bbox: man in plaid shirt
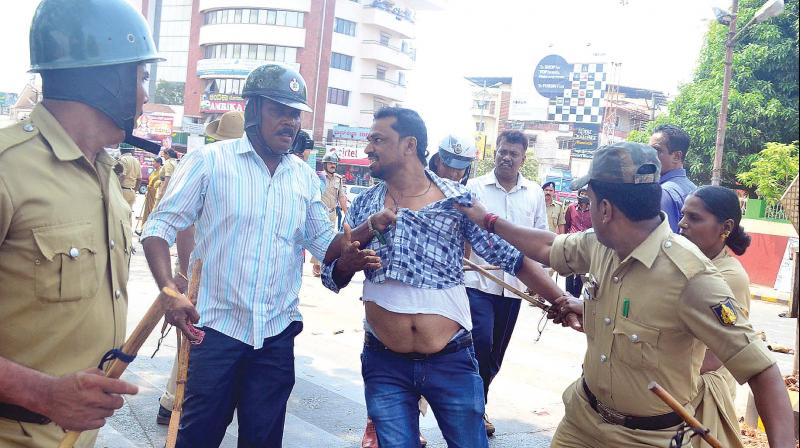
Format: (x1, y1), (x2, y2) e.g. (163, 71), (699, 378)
(322, 107), (577, 447)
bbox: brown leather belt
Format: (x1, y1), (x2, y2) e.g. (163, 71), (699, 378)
(0, 402), (51, 424)
(582, 379), (682, 430)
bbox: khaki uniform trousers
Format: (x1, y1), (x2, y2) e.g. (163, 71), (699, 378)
(551, 378), (743, 448)
(0, 418), (97, 448)
(122, 188), (136, 208)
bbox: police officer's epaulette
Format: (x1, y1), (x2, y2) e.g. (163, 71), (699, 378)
(661, 234), (710, 280)
(0, 120), (40, 157)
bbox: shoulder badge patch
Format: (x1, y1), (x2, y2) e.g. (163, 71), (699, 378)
(711, 297), (738, 326)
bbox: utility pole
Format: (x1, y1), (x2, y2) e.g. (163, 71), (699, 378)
(711, 0), (739, 186)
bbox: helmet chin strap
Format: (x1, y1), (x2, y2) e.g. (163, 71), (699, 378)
(244, 96), (291, 157)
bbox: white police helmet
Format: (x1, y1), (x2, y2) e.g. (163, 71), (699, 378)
(437, 134), (477, 170)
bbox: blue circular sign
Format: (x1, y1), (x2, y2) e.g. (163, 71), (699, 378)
(533, 54), (570, 98)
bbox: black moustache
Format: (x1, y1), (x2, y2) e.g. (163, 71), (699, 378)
(277, 129), (296, 137)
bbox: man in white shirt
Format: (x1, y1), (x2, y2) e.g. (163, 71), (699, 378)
(465, 130), (547, 436)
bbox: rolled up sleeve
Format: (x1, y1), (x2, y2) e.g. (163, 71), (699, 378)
(549, 231), (596, 276)
(141, 149), (207, 246)
(303, 170), (336, 262)
(678, 272), (776, 384)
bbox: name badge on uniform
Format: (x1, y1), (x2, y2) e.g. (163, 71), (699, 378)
(581, 273), (599, 301)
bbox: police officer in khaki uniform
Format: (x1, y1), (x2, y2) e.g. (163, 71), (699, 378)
(0, 1), (165, 446)
(311, 153), (347, 276)
(543, 181), (566, 234)
(457, 142), (795, 447)
(118, 147), (142, 208)
(158, 149), (179, 199)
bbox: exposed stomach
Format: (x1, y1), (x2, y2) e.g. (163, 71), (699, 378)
(364, 301), (461, 354)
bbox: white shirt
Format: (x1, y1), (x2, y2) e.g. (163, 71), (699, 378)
(464, 170), (547, 298)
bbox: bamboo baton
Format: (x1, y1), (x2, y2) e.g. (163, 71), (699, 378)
(165, 260), (203, 448)
(462, 264), (501, 272)
(58, 287), (183, 448)
(462, 257), (550, 312)
(647, 382), (724, 448)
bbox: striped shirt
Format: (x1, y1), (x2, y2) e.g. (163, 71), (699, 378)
(142, 137), (335, 348)
(321, 170), (524, 292)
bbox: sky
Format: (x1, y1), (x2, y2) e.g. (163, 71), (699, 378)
(0, 0), (725, 139)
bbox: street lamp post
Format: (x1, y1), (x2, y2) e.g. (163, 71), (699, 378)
(711, 0), (785, 186)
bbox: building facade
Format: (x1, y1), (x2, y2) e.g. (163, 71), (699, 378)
(177, 0), (442, 142)
(468, 76), (665, 185)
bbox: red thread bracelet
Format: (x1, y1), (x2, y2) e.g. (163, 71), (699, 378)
(484, 213), (499, 233)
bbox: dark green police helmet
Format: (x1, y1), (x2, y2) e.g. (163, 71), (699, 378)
(242, 64), (312, 113)
(29, 0), (164, 72)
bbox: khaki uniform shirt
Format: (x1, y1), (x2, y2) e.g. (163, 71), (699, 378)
(162, 158), (177, 178)
(711, 248), (753, 398)
(321, 173), (345, 222)
(0, 104), (129, 383)
(118, 153), (141, 189)
(546, 200), (566, 233)
(549, 216), (774, 416)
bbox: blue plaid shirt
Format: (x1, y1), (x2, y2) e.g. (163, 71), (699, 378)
(321, 170), (524, 292)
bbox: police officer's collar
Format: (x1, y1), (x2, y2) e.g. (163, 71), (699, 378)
(31, 104), (83, 162)
(619, 212), (671, 268)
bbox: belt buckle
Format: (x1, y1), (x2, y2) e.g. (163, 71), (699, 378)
(596, 401), (626, 426)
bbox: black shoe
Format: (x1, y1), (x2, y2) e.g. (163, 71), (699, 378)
(156, 405), (172, 425)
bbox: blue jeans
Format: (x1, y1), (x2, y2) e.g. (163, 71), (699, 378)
(176, 322), (303, 448)
(362, 331), (488, 448)
(467, 287), (521, 403)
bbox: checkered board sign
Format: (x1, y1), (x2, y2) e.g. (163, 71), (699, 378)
(547, 63), (606, 124)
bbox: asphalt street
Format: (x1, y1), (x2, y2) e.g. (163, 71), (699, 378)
(97, 195), (798, 448)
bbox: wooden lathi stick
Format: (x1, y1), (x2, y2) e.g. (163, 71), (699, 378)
(462, 258), (550, 312)
(165, 260), (203, 448)
(462, 264), (501, 272)
(58, 287), (182, 448)
(648, 382), (723, 448)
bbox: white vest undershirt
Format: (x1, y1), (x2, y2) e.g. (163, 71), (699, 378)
(362, 278), (472, 332)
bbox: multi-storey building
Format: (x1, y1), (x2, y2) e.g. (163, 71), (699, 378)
(467, 76), (665, 183)
(179, 0), (443, 142)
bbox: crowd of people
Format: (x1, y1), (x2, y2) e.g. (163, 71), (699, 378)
(0, 1), (796, 448)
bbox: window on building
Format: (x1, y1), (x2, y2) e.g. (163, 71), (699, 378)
(376, 65), (387, 80)
(328, 87), (350, 106)
(334, 17), (356, 36)
(379, 32), (391, 46)
(204, 44), (297, 62)
(331, 52), (353, 71)
(204, 8), (305, 27)
(528, 135), (537, 148)
(374, 100), (389, 112)
(476, 122), (485, 132)
(207, 78), (245, 95)
(557, 137), (575, 150)
(398, 71), (406, 86)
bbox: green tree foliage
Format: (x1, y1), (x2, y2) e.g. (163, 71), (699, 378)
(649, 0), (798, 188)
(737, 141), (799, 203)
(153, 80), (185, 105)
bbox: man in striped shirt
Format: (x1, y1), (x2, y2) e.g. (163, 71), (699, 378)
(141, 65), (379, 447)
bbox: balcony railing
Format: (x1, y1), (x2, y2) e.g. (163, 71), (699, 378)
(362, 75), (407, 87)
(362, 40), (416, 61)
